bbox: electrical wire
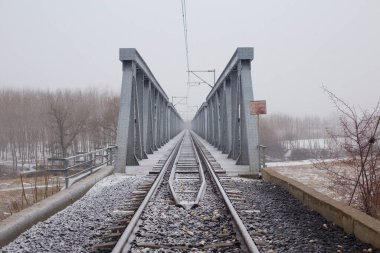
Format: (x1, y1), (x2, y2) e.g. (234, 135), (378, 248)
(180, 0), (190, 100)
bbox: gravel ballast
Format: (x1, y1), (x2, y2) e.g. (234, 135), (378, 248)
(130, 133), (242, 253)
(3, 174), (148, 253)
(232, 178), (379, 253)
(3, 173), (379, 252)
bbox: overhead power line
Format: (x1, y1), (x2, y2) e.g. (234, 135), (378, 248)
(180, 0), (191, 99)
(181, 0), (190, 73)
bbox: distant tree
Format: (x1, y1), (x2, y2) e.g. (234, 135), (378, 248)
(259, 116), (283, 158)
(46, 91), (90, 157)
(316, 87), (380, 217)
(99, 95), (119, 142)
(0, 88), (118, 170)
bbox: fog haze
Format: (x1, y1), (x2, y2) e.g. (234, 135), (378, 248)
(0, 0), (379, 119)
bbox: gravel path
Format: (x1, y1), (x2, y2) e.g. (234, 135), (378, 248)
(3, 174), (148, 253)
(232, 178), (379, 253)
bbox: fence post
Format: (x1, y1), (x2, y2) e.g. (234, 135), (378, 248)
(258, 145), (267, 169)
(89, 153), (93, 174)
(64, 159), (69, 188)
(106, 146), (110, 165)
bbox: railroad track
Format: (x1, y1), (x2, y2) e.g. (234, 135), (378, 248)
(168, 131), (206, 210)
(95, 130), (259, 253)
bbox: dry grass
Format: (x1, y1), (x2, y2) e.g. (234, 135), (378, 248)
(0, 171), (64, 221)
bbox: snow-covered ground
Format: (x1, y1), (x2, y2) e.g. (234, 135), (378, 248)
(282, 138), (338, 150)
(0, 160), (37, 171)
(267, 159), (316, 167)
(267, 158), (339, 167)
(267, 160), (346, 202)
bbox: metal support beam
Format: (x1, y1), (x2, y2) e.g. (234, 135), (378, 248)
(115, 48), (184, 173)
(191, 48), (260, 172)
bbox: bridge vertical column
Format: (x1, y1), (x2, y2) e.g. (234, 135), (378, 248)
(214, 96), (219, 147)
(228, 69), (240, 160)
(159, 95), (164, 147)
(167, 104), (171, 140)
(211, 96), (217, 145)
(153, 90), (158, 151)
(204, 103), (208, 140)
(215, 90), (221, 149)
(115, 60), (137, 173)
(159, 95), (164, 146)
(163, 102), (168, 143)
(223, 79), (232, 154)
(199, 108), (204, 138)
(143, 80), (152, 154)
(207, 104), (212, 142)
(136, 69), (146, 159)
(236, 59), (259, 171)
(155, 94), (160, 149)
(219, 82), (226, 152)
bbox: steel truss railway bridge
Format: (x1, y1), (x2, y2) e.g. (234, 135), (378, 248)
(115, 47), (260, 173)
(2, 47), (378, 253)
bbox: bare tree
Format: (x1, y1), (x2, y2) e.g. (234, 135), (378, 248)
(98, 95), (119, 142)
(316, 86), (380, 217)
(0, 88), (119, 173)
(46, 90), (90, 157)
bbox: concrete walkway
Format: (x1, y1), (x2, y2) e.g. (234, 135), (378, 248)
(124, 131), (185, 175)
(192, 132), (250, 176)
(122, 131), (250, 176)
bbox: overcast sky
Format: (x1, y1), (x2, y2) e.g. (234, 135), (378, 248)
(0, 0), (379, 120)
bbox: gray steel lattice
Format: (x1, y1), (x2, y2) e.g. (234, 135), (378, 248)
(115, 49), (184, 172)
(191, 48), (260, 172)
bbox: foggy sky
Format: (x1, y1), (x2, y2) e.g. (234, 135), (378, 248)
(0, 0), (379, 120)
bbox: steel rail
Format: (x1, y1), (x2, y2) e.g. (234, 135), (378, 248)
(190, 133), (207, 204)
(190, 131), (260, 253)
(168, 136), (186, 207)
(168, 132), (206, 209)
(111, 133), (185, 253)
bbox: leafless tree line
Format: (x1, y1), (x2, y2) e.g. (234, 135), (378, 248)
(259, 113), (337, 159)
(0, 88), (119, 170)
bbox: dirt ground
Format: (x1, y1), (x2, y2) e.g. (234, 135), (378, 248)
(0, 166), (64, 221)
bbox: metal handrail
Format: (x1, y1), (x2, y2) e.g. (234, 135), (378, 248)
(48, 145), (117, 188)
(62, 146), (116, 160)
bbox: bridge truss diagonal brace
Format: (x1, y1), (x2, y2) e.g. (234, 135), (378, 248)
(191, 47), (260, 172)
(115, 48), (184, 173)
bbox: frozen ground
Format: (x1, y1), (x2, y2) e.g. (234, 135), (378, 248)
(268, 160), (347, 202)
